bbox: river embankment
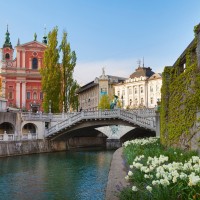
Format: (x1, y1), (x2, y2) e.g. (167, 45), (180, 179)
(0, 137), (106, 157)
(105, 147), (129, 200)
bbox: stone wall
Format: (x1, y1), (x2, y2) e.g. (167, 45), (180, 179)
(0, 137), (107, 157)
(0, 140), (51, 157)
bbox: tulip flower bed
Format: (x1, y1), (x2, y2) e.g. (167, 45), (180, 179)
(119, 137), (200, 200)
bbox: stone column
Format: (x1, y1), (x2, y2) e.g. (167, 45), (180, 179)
(22, 82), (26, 108)
(16, 82), (21, 107)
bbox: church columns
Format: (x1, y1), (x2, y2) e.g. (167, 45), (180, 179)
(16, 81), (26, 108)
(22, 50), (25, 68)
(1, 81), (6, 98)
(16, 82), (20, 107)
(22, 82), (26, 108)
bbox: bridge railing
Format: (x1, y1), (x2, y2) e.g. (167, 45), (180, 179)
(0, 134), (15, 141)
(127, 108), (156, 117)
(46, 109), (157, 138)
(21, 108), (156, 122)
(21, 112), (80, 121)
(119, 110), (156, 129)
(21, 112), (51, 121)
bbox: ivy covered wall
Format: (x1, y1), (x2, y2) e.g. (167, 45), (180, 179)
(160, 25), (200, 149)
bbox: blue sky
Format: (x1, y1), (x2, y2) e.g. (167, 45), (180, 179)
(0, 0), (200, 85)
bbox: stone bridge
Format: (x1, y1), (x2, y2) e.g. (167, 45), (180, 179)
(45, 109), (160, 140)
(0, 108), (160, 142)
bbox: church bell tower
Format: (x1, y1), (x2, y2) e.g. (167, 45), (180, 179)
(1, 25), (14, 65)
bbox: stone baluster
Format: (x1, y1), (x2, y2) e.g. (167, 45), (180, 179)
(28, 131), (32, 140)
(4, 131), (8, 141)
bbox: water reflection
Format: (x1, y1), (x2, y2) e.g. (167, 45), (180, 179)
(0, 149), (113, 200)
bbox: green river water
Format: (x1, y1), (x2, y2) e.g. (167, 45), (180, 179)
(0, 149), (114, 200)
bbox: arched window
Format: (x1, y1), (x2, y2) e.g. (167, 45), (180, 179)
(5, 53), (10, 60)
(32, 58), (38, 69)
(33, 92), (37, 100)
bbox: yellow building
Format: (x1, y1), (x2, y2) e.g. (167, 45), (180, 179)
(77, 68), (125, 111)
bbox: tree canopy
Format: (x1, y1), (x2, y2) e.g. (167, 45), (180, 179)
(98, 94), (110, 110)
(41, 27), (79, 113)
(40, 27), (61, 113)
(60, 31), (78, 112)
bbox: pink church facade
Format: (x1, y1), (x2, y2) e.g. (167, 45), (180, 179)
(0, 28), (47, 112)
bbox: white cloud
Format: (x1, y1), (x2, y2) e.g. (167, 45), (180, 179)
(74, 58), (138, 86)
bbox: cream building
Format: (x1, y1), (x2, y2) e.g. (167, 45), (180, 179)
(114, 66), (162, 108)
(77, 68), (126, 111)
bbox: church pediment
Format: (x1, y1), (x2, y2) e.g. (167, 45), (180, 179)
(17, 41), (47, 48)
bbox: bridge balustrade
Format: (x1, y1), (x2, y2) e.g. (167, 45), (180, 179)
(0, 134), (15, 141)
(46, 109), (158, 138)
(127, 108), (156, 117)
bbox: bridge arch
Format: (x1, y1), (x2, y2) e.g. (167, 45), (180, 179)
(120, 127), (156, 144)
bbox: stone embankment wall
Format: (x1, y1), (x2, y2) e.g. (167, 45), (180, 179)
(0, 137), (107, 157)
(0, 140), (51, 157)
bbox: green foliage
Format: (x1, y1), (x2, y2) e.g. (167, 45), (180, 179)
(40, 28), (78, 113)
(40, 27), (61, 113)
(121, 138), (199, 200)
(117, 100), (122, 108)
(160, 36), (200, 147)
(68, 80), (79, 111)
(60, 31), (77, 112)
(98, 94), (110, 110)
(118, 188), (137, 200)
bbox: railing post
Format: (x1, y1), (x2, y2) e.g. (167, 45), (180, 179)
(117, 109), (121, 117)
(81, 111), (84, 118)
(99, 110), (102, 118)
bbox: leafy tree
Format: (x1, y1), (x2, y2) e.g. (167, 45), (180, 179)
(68, 80), (79, 111)
(98, 94), (110, 110)
(40, 27), (61, 113)
(60, 31), (77, 112)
